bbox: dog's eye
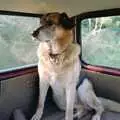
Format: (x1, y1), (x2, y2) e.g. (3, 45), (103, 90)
(47, 20), (53, 26)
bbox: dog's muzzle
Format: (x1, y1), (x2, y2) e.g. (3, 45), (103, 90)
(32, 25), (53, 42)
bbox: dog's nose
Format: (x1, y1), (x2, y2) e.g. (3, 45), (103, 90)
(32, 27), (41, 38)
(32, 30), (38, 38)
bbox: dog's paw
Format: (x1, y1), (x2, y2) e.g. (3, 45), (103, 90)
(31, 111), (42, 120)
(92, 114), (101, 120)
(31, 114), (41, 120)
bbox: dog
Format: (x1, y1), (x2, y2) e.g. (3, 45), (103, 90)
(31, 12), (120, 120)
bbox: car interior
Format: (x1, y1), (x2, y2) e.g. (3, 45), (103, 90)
(0, 1), (120, 120)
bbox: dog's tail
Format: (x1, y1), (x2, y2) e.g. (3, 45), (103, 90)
(99, 97), (120, 112)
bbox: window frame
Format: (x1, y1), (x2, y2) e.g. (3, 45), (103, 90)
(76, 8), (120, 76)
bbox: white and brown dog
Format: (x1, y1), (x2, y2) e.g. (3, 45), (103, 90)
(31, 12), (120, 120)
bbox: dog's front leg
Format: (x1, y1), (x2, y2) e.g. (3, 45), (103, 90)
(65, 83), (76, 120)
(31, 75), (49, 120)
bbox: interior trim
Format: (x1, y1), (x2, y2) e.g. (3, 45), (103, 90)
(82, 61), (120, 76)
(0, 64), (38, 81)
(0, 10), (43, 17)
(77, 8), (120, 20)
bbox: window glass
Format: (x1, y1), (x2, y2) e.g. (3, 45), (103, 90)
(0, 14), (39, 71)
(81, 16), (120, 68)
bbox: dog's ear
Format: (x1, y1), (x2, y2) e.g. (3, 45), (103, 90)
(40, 14), (47, 25)
(60, 12), (75, 29)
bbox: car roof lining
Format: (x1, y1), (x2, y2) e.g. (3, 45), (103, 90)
(0, 0), (120, 16)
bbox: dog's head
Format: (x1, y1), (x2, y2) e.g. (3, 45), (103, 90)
(32, 12), (75, 42)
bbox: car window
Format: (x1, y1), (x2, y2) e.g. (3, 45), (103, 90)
(81, 16), (120, 69)
(0, 14), (39, 71)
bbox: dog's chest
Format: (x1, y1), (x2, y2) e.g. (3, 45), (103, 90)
(50, 74), (67, 110)
(49, 71), (67, 94)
